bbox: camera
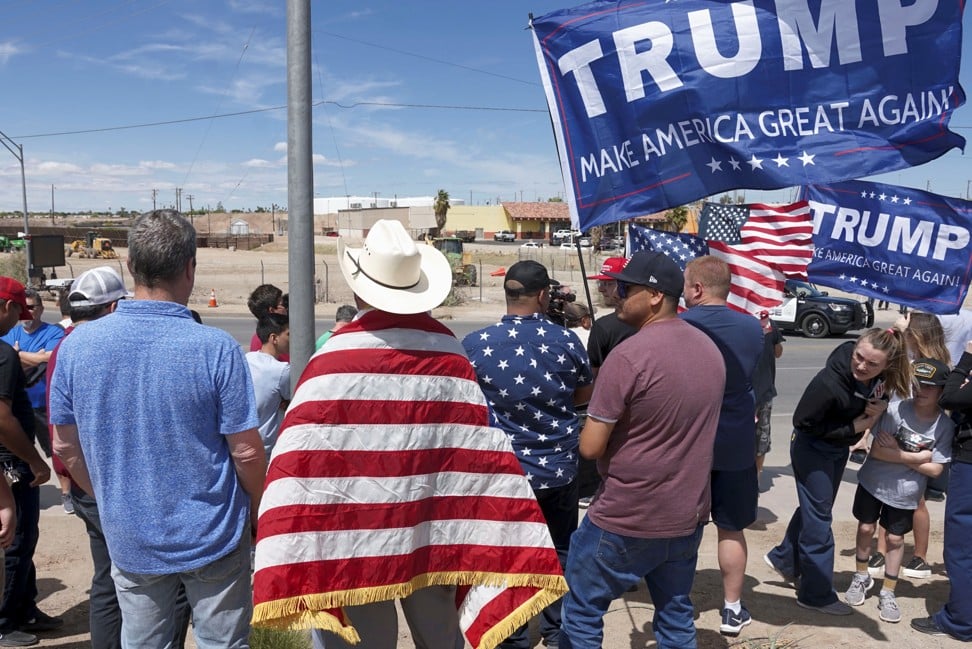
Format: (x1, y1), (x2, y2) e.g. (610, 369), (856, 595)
(546, 285), (577, 327)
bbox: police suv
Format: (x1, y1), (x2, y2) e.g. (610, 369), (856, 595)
(769, 280), (873, 338)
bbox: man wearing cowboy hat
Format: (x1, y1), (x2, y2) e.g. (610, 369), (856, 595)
(256, 220), (568, 649)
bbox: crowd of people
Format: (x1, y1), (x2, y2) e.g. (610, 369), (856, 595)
(0, 212), (969, 647)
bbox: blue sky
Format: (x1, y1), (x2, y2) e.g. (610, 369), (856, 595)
(0, 0), (969, 214)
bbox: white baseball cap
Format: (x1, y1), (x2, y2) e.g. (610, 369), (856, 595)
(68, 267), (133, 307)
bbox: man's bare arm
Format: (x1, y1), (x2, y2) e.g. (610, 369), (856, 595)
(0, 398), (49, 486)
(17, 349), (52, 369)
(52, 423), (93, 495)
(580, 416), (615, 459)
(226, 428), (268, 532)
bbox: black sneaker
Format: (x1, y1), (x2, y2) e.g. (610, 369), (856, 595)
(867, 551), (885, 577)
(719, 605), (752, 636)
(902, 556), (932, 578)
(911, 616), (948, 636)
(0, 630), (37, 647)
(20, 611), (62, 633)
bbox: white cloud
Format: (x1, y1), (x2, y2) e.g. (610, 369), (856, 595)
(34, 161), (84, 174)
(242, 158), (275, 168)
(273, 142), (287, 153)
(139, 161), (178, 171)
(0, 42), (23, 65)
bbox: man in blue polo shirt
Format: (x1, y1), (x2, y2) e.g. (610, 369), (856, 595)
(463, 260), (593, 649)
(51, 210), (266, 649)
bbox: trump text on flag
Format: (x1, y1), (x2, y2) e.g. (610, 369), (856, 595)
(804, 181), (972, 314)
(532, 0), (966, 230)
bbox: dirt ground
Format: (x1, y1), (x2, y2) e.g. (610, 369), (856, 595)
(28, 240), (971, 648)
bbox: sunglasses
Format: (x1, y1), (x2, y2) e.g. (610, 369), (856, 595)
(615, 281), (638, 299)
(25, 304), (40, 311)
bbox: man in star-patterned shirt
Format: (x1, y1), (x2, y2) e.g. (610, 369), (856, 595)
(463, 260), (593, 649)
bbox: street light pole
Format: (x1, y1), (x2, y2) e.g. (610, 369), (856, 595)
(0, 129), (32, 281)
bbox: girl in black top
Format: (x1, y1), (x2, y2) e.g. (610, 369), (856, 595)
(765, 328), (910, 614)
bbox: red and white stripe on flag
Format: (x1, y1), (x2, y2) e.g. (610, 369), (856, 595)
(710, 201), (814, 315)
(251, 310), (567, 649)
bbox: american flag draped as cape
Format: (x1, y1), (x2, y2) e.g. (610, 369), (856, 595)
(251, 310), (568, 649)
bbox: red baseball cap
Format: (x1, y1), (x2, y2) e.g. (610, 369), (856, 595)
(587, 257), (627, 281)
(0, 277), (30, 320)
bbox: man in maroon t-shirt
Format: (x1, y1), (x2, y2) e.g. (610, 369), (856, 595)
(560, 252), (726, 649)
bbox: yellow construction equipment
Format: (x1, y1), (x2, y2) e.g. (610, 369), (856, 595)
(65, 232), (118, 259)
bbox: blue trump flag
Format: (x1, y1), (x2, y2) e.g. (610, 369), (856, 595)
(531, 0), (966, 231)
(803, 181), (972, 315)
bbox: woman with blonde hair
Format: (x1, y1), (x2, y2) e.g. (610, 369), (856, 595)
(765, 328), (911, 615)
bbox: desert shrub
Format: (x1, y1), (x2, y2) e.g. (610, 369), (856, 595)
(250, 627), (311, 649)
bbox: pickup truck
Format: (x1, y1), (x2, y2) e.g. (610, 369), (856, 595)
(493, 230), (515, 242)
(551, 229), (578, 245)
(768, 280), (872, 338)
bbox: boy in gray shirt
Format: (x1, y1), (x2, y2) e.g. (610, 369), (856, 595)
(845, 358), (954, 622)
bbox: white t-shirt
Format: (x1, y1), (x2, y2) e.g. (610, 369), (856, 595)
(245, 351), (291, 460)
(858, 399), (954, 509)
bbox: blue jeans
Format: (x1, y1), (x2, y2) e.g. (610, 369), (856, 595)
(501, 481), (578, 649)
(0, 477), (39, 632)
(111, 534), (251, 649)
(561, 517), (703, 649)
(73, 487), (190, 649)
(766, 432), (847, 607)
(935, 460), (972, 640)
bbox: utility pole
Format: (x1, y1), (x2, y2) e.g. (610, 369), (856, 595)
(187, 194), (195, 228)
(175, 188), (182, 213)
(287, 0), (315, 381)
(271, 203), (277, 235)
(0, 129), (32, 280)
(151, 189), (158, 210)
(50, 185), (55, 225)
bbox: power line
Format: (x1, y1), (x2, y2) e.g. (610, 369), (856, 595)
(12, 100), (549, 140)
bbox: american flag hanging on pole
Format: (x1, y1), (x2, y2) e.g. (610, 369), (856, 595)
(631, 201), (814, 315)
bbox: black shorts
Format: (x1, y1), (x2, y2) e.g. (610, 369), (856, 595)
(852, 484), (914, 536)
(710, 465), (758, 531)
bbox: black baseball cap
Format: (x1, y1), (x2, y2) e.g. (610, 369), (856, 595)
(914, 358), (949, 386)
(505, 260), (559, 294)
(604, 251), (683, 297)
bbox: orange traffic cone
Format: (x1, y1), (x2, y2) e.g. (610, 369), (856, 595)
(490, 267), (507, 277)
(208, 288), (219, 308)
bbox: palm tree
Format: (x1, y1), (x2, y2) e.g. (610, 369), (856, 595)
(433, 189), (450, 236)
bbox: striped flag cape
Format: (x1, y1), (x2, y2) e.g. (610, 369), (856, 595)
(631, 201), (813, 315)
(251, 310), (567, 649)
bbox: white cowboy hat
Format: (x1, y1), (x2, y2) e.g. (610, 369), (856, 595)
(338, 220), (452, 314)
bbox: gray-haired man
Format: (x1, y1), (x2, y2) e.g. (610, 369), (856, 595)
(52, 210), (265, 649)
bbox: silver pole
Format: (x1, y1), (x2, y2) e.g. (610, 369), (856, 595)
(287, 0), (315, 380)
(0, 131), (32, 281)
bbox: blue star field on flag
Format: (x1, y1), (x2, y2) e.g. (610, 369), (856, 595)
(629, 225), (709, 271)
(699, 203), (748, 244)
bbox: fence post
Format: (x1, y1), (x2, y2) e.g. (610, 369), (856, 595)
(321, 259), (329, 304)
(260, 259), (265, 286)
(479, 260), (483, 303)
